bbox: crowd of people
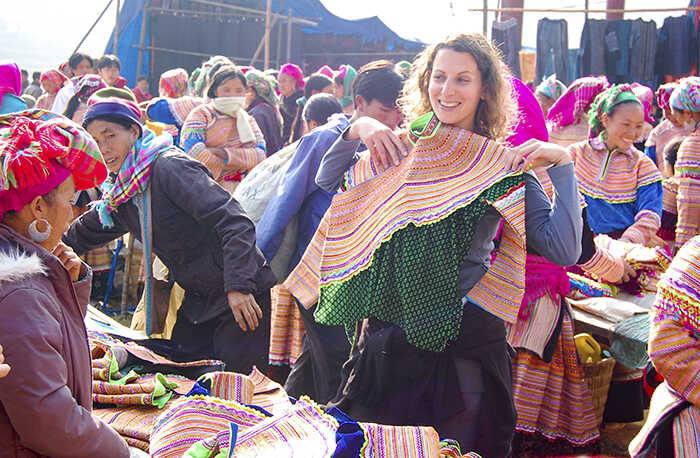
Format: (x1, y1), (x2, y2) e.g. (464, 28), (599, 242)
(1, 29), (700, 457)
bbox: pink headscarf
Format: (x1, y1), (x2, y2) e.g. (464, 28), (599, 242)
(547, 76), (610, 129)
(316, 65), (334, 79)
(507, 77), (548, 147)
(40, 69), (69, 94)
(159, 68), (189, 98)
(656, 82), (678, 112)
(279, 63), (305, 89)
(631, 83), (654, 124)
(0, 63), (22, 100)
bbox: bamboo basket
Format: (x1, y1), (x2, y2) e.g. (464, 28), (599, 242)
(582, 356), (616, 426)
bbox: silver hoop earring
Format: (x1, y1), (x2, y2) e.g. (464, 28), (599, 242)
(28, 219), (52, 243)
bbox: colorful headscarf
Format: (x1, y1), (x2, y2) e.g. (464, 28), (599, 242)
(245, 69), (279, 108)
(587, 84), (642, 139)
(39, 69), (68, 94)
(0, 110), (107, 217)
(316, 65), (334, 79)
(189, 56), (233, 97)
(279, 63), (305, 89)
(335, 64), (357, 108)
(670, 76), (700, 113)
(631, 83), (655, 124)
(508, 77), (549, 147)
(159, 68), (189, 98)
(84, 94), (144, 135)
(93, 87), (138, 104)
(535, 74), (566, 101)
(656, 82), (678, 112)
(0, 63), (22, 100)
(73, 75), (107, 104)
(547, 76), (610, 129)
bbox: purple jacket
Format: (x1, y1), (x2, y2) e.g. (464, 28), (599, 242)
(0, 225), (128, 457)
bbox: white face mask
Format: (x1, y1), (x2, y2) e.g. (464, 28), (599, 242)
(213, 96), (246, 117)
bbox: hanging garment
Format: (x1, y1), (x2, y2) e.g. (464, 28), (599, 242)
(579, 19), (607, 78)
(656, 16), (698, 79)
(629, 19), (658, 88)
(492, 18), (521, 78)
(537, 18), (570, 85)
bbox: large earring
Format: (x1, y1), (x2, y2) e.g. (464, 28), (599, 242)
(28, 219), (52, 243)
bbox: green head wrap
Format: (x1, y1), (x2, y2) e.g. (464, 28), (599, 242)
(587, 84), (641, 139)
(245, 69), (280, 108)
(336, 65), (357, 108)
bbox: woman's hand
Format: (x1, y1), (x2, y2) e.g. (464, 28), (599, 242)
(227, 291), (262, 332)
(0, 344), (10, 378)
(506, 139), (573, 172)
(618, 260), (636, 284)
(346, 117), (409, 170)
(52, 242), (84, 282)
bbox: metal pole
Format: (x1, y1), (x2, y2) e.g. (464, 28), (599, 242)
(136, 0), (148, 77)
(264, 0), (272, 69)
(114, 0), (120, 54)
(286, 9), (293, 62)
(483, 0), (488, 36)
(73, 0), (114, 54)
(585, 0), (589, 21)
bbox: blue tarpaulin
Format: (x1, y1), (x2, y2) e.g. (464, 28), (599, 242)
(105, 0), (422, 86)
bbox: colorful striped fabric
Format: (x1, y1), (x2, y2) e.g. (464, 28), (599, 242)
(312, 113), (527, 352)
(663, 177), (679, 216)
(547, 76), (610, 129)
(92, 373), (177, 408)
(198, 372), (254, 405)
(268, 285), (305, 367)
(168, 96), (203, 127)
(229, 398), (338, 456)
(674, 132), (700, 248)
(159, 68), (188, 99)
(645, 119), (693, 170)
(548, 121), (590, 148)
(511, 312), (600, 446)
(94, 400), (176, 451)
(507, 291), (561, 359)
(247, 366), (293, 416)
(180, 104), (265, 183)
(150, 395), (268, 457)
(568, 138), (662, 244)
(357, 423), (441, 458)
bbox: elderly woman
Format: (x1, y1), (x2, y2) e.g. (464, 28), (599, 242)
(64, 95), (276, 374)
(0, 110), (130, 456)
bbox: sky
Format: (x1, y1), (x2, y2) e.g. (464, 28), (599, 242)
(1, 0), (692, 72)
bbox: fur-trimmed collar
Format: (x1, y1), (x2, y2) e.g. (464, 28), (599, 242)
(0, 250), (47, 284)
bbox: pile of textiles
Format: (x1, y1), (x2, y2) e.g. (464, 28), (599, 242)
(568, 235), (671, 298)
(89, 331), (480, 457)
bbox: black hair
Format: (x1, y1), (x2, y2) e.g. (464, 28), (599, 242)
(136, 75), (148, 83)
(352, 60), (404, 108)
(20, 69), (28, 77)
(69, 52), (93, 70)
(664, 136), (685, 173)
(32, 71), (41, 81)
(96, 54), (121, 71)
(303, 93), (343, 125)
(607, 99), (643, 119)
(206, 66), (247, 99)
(304, 74), (333, 99)
(83, 114), (140, 142)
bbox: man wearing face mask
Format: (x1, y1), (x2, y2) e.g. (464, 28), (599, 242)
(180, 66), (266, 194)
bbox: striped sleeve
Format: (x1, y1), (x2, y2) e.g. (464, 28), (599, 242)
(179, 105), (210, 154)
(222, 115), (266, 173)
(620, 208), (661, 245)
(649, 313), (700, 405)
(579, 244), (625, 283)
(675, 137), (700, 249)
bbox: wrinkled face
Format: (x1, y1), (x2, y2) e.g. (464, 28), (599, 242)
(40, 79), (58, 94)
(42, 175), (77, 251)
(86, 119), (140, 174)
(535, 92), (555, 117)
(428, 49), (484, 131)
(602, 102), (644, 151)
(98, 66), (120, 86)
(72, 58), (93, 78)
(356, 96), (402, 130)
(215, 77), (246, 98)
(278, 73), (297, 97)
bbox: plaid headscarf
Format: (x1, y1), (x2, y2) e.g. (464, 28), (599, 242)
(0, 110), (107, 216)
(631, 83), (655, 124)
(547, 76), (610, 129)
(656, 82), (678, 112)
(535, 74), (566, 101)
(159, 68), (188, 98)
(39, 69), (68, 94)
(73, 75), (107, 104)
(245, 69), (279, 108)
(587, 84), (642, 138)
(670, 76), (700, 113)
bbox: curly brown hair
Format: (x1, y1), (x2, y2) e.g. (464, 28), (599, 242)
(400, 33), (516, 141)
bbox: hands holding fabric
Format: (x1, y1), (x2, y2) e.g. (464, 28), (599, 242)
(53, 242), (85, 283)
(227, 290), (262, 332)
(345, 116), (410, 171)
(506, 139), (573, 172)
(0, 344), (10, 378)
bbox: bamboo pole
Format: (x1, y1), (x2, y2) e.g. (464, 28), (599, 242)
(188, 0), (317, 26)
(264, 0), (272, 70)
(251, 15), (279, 66)
(467, 6), (700, 13)
(133, 44), (254, 63)
(286, 8), (293, 62)
(136, 0), (148, 77)
(114, 0), (120, 54)
(73, 0), (114, 54)
(483, 0), (488, 35)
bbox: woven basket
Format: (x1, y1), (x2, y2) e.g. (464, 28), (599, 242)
(582, 356), (616, 426)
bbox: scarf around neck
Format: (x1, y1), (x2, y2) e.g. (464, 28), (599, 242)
(94, 128), (173, 228)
